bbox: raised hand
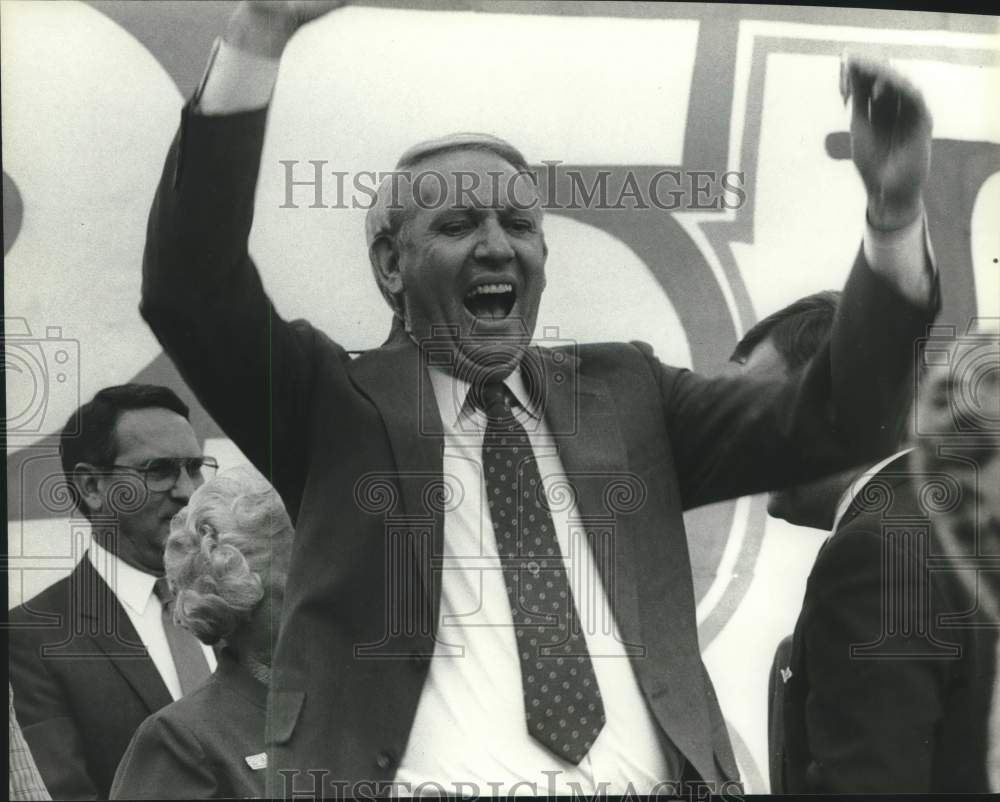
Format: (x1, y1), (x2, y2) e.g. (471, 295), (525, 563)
(225, 0), (348, 59)
(841, 54), (932, 231)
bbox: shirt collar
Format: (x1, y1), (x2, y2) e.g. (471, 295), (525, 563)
(427, 365), (541, 431)
(831, 448), (913, 532)
(87, 537), (159, 616)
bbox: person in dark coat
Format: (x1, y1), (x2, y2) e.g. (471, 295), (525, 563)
(111, 467), (294, 799)
(740, 298), (1000, 792)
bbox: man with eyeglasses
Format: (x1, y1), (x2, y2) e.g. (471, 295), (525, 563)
(9, 383), (219, 800)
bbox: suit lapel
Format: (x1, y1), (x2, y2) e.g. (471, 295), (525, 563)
(533, 348), (643, 651)
(537, 348), (715, 772)
(74, 558), (173, 712)
(350, 342), (446, 634)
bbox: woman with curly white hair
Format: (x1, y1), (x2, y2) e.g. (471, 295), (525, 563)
(111, 467), (293, 799)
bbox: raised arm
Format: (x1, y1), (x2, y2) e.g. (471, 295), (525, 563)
(140, 2), (347, 511)
(662, 57), (938, 509)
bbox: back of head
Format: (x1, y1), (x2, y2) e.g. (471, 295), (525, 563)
(59, 383), (189, 519)
(731, 290), (841, 373)
(165, 466), (294, 645)
(732, 291), (852, 530)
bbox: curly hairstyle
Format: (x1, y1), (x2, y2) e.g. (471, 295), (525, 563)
(164, 467), (294, 645)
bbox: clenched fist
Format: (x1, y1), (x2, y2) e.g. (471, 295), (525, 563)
(841, 54), (933, 231)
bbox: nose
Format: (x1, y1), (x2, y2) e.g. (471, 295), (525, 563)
(474, 217), (515, 264)
(170, 466), (198, 500)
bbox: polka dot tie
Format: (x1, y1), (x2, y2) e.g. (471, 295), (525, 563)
(474, 381), (606, 765)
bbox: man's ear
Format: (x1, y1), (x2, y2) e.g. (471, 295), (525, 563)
(369, 236), (404, 297)
(73, 463), (105, 515)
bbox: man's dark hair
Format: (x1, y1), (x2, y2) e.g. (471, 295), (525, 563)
(730, 290), (842, 373)
(60, 384), (190, 517)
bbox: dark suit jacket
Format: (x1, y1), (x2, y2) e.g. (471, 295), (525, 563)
(767, 634), (794, 792)
(140, 104), (935, 796)
(8, 557), (173, 800)
(775, 452), (998, 792)
(110, 649), (266, 800)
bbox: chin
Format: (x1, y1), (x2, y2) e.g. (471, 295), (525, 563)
(450, 350), (519, 386)
(767, 493), (816, 530)
(454, 334), (531, 383)
(766, 493), (792, 523)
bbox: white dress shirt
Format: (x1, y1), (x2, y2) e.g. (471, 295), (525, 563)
(390, 368), (673, 795)
(87, 539), (217, 701)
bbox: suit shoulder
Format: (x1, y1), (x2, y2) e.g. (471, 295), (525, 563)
(808, 483), (928, 599)
(823, 519), (885, 557)
(9, 573), (75, 622)
(133, 677), (263, 758)
(135, 693), (208, 741)
(286, 318), (351, 362)
(570, 340), (647, 360)
(564, 340), (677, 377)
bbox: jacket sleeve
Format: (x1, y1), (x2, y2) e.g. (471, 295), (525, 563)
(9, 626), (98, 801)
(646, 245), (936, 510)
(140, 104), (353, 515)
(110, 715), (217, 800)
(798, 525), (947, 791)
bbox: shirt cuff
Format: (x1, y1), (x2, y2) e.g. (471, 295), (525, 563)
(862, 209), (937, 308)
(193, 37), (280, 115)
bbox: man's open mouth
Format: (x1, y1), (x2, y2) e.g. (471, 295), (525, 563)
(464, 282), (516, 320)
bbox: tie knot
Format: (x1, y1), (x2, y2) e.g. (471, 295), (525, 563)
(470, 381), (515, 420)
(153, 576), (174, 605)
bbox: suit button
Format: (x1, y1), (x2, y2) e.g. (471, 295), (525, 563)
(375, 749), (396, 770)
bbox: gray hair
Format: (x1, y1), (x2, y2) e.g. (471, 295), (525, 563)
(164, 466), (294, 645)
(364, 133), (533, 318)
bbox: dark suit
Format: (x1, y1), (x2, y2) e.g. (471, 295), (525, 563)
(140, 104), (935, 796)
(775, 452), (998, 792)
(8, 557), (173, 800)
(110, 648), (266, 800)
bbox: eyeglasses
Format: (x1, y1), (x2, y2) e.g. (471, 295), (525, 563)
(106, 457), (219, 492)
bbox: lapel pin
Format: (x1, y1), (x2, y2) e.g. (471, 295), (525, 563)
(245, 752), (267, 771)
(780, 667), (793, 684)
